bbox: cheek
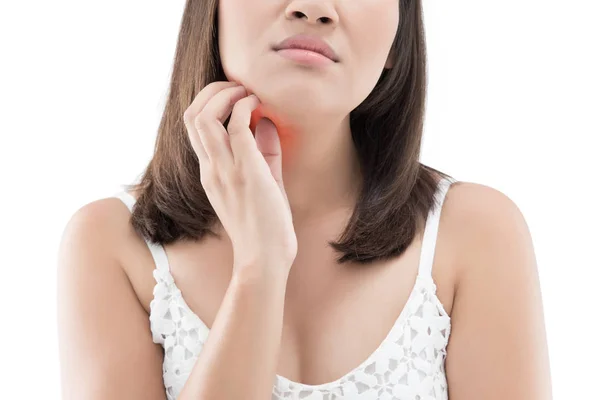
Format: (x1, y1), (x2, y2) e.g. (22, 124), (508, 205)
(349, 0), (399, 59)
(347, 5), (399, 94)
(218, 1), (266, 84)
(344, 39), (394, 106)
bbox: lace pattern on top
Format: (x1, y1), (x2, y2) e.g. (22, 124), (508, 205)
(114, 176), (456, 400)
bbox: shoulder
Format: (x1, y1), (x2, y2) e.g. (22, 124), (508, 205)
(431, 179), (530, 264)
(443, 181), (533, 279)
(61, 194), (135, 247)
(444, 180), (528, 231)
(434, 179), (535, 304)
(58, 195), (138, 277)
(444, 179), (524, 222)
(426, 180), (531, 311)
(57, 196), (166, 398)
(440, 182), (552, 397)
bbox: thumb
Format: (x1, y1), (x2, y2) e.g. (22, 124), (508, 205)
(255, 117), (284, 185)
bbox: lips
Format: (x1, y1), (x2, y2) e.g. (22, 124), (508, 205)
(274, 34), (339, 62)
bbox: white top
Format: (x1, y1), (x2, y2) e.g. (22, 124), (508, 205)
(114, 176), (456, 400)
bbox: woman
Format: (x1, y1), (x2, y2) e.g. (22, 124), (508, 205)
(57, 0), (552, 399)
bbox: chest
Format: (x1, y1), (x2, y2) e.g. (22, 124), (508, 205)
(127, 222), (453, 389)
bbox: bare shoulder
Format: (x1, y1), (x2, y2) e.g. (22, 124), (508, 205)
(444, 180), (527, 224)
(443, 181), (534, 278)
(426, 180), (528, 312)
(62, 195), (130, 235)
(59, 195), (135, 267)
(58, 193), (154, 308)
(440, 181), (553, 399)
(57, 196), (165, 399)
(444, 180), (530, 239)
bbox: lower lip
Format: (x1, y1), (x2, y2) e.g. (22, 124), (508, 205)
(276, 48), (335, 67)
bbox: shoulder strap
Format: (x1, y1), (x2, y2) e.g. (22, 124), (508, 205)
(417, 177), (456, 279)
(114, 190), (136, 213)
(113, 190), (171, 272)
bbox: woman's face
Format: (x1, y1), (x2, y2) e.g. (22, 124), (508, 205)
(218, 0), (399, 119)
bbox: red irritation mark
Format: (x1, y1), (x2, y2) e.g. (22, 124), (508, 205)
(250, 103), (298, 160)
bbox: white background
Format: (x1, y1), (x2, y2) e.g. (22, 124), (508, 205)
(1, 1), (598, 398)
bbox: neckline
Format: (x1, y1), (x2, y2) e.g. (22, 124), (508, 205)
(161, 267), (430, 391)
(132, 177), (451, 390)
(272, 275), (427, 391)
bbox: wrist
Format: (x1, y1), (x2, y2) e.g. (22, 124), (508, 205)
(231, 261), (291, 289)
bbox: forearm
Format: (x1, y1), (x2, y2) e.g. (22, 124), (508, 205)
(178, 265), (289, 400)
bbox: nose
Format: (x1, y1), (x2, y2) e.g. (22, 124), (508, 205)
(285, 1), (339, 25)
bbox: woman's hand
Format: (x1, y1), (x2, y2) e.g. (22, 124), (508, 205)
(183, 81), (298, 279)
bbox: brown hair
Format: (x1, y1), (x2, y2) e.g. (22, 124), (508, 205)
(123, 0), (455, 264)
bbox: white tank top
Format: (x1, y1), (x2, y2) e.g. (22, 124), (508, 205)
(114, 176), (456, 400)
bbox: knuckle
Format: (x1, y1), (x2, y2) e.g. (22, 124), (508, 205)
(203, 82), (239, 103)
(227, 119), (242, 134)
(183, 109), (194, 126)
(233, 94), (254, 111)
(186, 82), (239, 127)
(227, 100), (253, 133)
(205, 81), (222, 90)
(230, 98), (244, 114)
(230, 169), (248, 187)
(194, 112), (209, 130)
(207, 81), (236, 91)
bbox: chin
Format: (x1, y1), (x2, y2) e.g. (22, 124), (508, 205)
(261, 86), (338, 115)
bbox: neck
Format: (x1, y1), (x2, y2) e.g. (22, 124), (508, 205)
(278, 112), (362, 223)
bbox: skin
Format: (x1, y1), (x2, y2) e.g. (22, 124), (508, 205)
(57, 1), (553, 399)
(218, 0), (397, 221)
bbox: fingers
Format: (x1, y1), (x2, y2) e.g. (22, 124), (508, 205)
(185, 81), (239, 119)
(227, 94), (264, 169)
(195, 85), (250, 167)
(182, 82), (268, 184)
(183, 82), (246, 166)
(184, 82), (236, 165)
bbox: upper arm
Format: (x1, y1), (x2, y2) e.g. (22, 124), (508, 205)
(445, 184), (553, 399)
(57, 200), (166, 400)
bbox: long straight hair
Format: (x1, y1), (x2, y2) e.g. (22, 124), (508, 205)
(124, 0), (455, 264)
